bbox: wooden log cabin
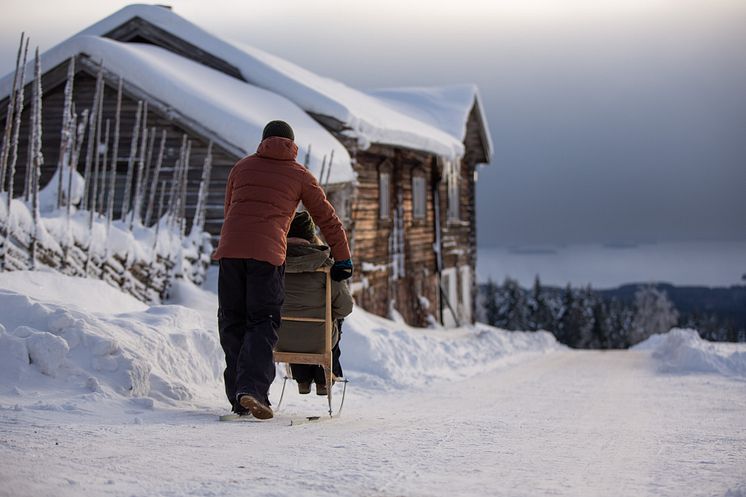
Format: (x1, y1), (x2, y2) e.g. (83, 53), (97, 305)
(0, 5), (492, 327)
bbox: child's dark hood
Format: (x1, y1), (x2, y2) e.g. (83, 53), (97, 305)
(285, 244), (331, 273)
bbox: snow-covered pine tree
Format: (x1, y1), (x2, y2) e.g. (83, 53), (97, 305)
(81, 63), (103, 211)
(0, 32), (25, 195)
(556, 284), (575, 346)
(590, 299), (610, 349)
(494, 278), (529, 330)
(144, 130), (166, 227)
(482, 278), (500, 327)
(572, 286), (596, 348)
(55, 57), (75, 209)
(120, 101), (142, 222)
(528, 275), (554, 332)
(629, 286), (679, 345)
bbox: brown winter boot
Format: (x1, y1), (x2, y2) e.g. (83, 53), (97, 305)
(297, 382), (311, 395)
(238, 394), (273, 420)
(315, 383), (328, 396)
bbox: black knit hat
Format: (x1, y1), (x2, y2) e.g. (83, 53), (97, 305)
(288, 211), (316, 241)
(262, 120), (295, 141)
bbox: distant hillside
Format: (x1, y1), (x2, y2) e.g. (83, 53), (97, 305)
(597, 284), (746, 331)
(478, 280), (746, 347)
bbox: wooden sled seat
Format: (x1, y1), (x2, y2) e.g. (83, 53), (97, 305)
(273, 266), (346, 416)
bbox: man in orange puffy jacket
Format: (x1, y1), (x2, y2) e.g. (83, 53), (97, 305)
(212, 120), (352, 419)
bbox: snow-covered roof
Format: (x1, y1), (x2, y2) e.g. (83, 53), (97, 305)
(0, 36), (354, 185)
(73, 4), (466, 159)
(369, 85), (493, 161)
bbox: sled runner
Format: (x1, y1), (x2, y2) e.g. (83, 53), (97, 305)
(218, 412), (334, 426)
(273, 266), (348, 418)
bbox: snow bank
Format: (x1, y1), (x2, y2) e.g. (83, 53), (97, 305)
(0, 270), (146, 314)
(0, 274), (224, 411)
(634, 329), (746, 378)
(343, 307), (560, 389)
(0, 269), (560, 413)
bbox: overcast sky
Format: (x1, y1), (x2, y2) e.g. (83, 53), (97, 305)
(2, 0), (745, 247)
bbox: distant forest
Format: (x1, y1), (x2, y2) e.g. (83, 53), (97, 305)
(478, 278), (746, 348)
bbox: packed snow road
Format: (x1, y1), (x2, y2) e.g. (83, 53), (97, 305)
(1, 348), (744, 497)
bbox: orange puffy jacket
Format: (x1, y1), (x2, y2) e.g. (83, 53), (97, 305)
(211, 136), (351, 266)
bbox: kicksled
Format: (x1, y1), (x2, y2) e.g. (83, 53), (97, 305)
(219, 267), (348, 425)
(218, 378), (348, 426)
(218, 375), (349, 426)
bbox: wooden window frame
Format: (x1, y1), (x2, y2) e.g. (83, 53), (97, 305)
(446, 158), (461, 223)
(412, 168), (427, 221)
(378, 160), (393, 221)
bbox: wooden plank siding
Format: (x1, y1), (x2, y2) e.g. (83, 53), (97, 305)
(349, 146), (441, 327)
(2, 57), (240, 244)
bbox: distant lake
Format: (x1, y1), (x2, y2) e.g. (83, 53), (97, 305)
(477, 241), (746, 289)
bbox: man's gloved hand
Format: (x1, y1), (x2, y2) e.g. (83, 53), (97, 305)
(330, 258), (353, 282)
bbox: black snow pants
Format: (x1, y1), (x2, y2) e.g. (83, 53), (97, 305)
(218, 258), (285, 412)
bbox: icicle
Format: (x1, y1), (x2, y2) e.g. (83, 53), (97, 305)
(67, 108), (87, 224)
(23, 81), (35, 203)
(179, 140), (191, 237)
(89, 117), (109, 233)
(129, 102), (148, 229)
(120, 100), (142, 222)
(152, 180), (167, 256)
(318, 154), (327, 186)
(63, 110), (79, 270)
(81, 62), (103, 211)
(0, 32), (25, 195)
(106, 77), (122, 231)
(139, 126), (156, 225)
(89, 75), (104, 220)
(1, 35), (29, 271)
(323, 149), (335, 188)
(303, 143), (311, 168)
(167, 134), (187, 228)
(6, 37), (30, 200)
(55, 57), (75, 209)
(144, 129), (166, 227)
(29, 47), (43, 270)
(190, 141), (213, 237)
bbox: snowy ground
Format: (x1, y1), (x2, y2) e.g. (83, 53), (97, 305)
(1, 269), (745, 497)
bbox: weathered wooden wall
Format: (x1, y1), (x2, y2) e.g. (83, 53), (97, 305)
(350, 146), (441, 327)
(3, 58), (240, 244)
